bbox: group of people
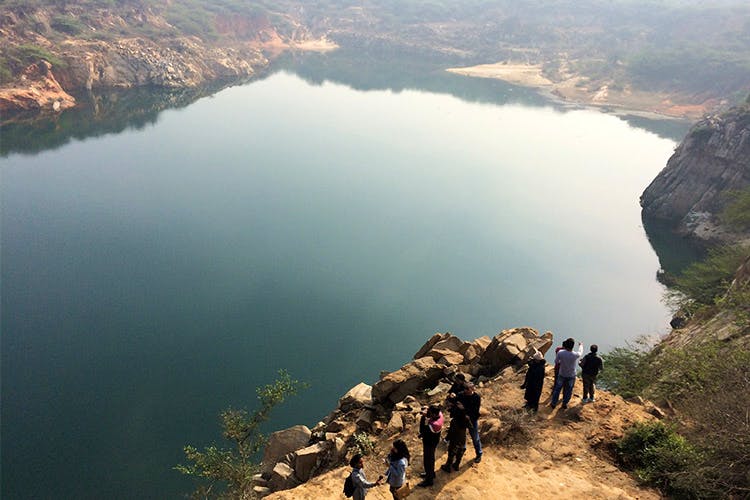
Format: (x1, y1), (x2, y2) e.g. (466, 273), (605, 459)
(347, 373), (484, 498)
(522, 338), (604, 411)
(348, 339), (604, 498)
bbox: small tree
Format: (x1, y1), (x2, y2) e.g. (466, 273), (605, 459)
(175, 370), (307, 499)
(597, 336), (655, 398)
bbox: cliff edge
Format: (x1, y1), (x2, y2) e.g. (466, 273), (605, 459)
(640, 101), (750, 243)
(252, 329), (662, 500)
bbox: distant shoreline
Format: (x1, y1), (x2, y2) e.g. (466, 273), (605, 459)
(446, 62), (707, 121)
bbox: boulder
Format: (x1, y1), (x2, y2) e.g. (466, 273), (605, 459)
(427, 381), (452, 397)
(294, 442), (328, 482)
(268, 462), (300, 491)
(478, 327), (552, 375)
(356, 408), (376, 430)
(338, 382), (373, 412)
(435, 350), (465, 366)
(461, 344), (482, 364)
(261, 425), (311, 475)
(325, 419), (347, 433)
(253, 485), (271, 497)
(385, 412), (404, 435)
(330, 436), (347, 463)
(371, 357), (444, 405)
(413, 332), (451, 359)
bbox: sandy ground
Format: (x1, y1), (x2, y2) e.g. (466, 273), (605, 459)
(445, 61), (713, 120)
(446, 63), (554, 87)
(268, 369), (661, 500)
(289, 37), (339, 52)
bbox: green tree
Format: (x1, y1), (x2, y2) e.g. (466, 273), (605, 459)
(175, 370), (307, 499)
(668, 245), (748, 309)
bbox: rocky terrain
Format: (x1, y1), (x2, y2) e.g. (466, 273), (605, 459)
(251, 329), (664, 499)
(0, 2), (330, 116)
(641, 101), (750, 243)
(3, 1), (750, 120)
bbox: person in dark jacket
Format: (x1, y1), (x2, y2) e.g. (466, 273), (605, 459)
(580, 344), (603, 403)
(417, 405), (443, 487)
(441, 385), (470, 473)
(521, 350), (546, 411)
(458, 382), (482, 463)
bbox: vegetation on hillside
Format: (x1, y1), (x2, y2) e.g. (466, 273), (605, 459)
(175, 370), (306, 499)
(720, 187), (750, 232)
(601, 245), (750, 498)
(2, 0), (750, 101)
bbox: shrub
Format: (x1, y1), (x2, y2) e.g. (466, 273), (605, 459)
(351, 432), (376, 456)
(50, 15), (86, 35)
(616, 421), (702, 498)
(670, 245), (748, 307)
(597, 336), (655, 398)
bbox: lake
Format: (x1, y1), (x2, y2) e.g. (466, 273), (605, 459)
(1, 54), (689, 498)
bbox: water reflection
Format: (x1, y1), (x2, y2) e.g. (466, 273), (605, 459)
(2, 51), (690, 157)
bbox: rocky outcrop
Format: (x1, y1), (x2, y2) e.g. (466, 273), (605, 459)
(261, 425), (312, 475)
(56, 38), (267, 90)
(0, 3), (326, 118)
(0, 61), (76, 114)
(257, 328), (553, 496)
(640, 104), (750, 242)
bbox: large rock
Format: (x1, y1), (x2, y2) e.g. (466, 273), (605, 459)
(478, 327), (552, 375)
(413, 332), (452, 359)
(433, 349), (465, 366)
(261, 425), (311, 475)
(371, 357), (444, 405)
(338, 382), (372, 412)
(356, 408), (376, 430)
(268, 462), (300, 491)
(385, 412), (404, 435)
(293, 442), (328, 482)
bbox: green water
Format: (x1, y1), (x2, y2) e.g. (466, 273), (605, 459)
(1, 55), (691, 498)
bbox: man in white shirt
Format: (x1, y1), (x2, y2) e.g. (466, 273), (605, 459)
(550, 338), (584, 409)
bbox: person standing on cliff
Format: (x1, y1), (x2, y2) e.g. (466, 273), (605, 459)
(348, 454), (382, 499)
(580, 344), (604, 403)
(550, 338), (584, 409)
(384, 439), (410, 500)
(417, 405), (443, 488)
(521, 350), (546, 412)
(458, 382), (483, 463)
(441, 388), (470, 473)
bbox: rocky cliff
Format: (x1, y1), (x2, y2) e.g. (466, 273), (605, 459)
(251, 329), (663, 499)
(0, 3), (329, 117)
(640, 102), (750, 242)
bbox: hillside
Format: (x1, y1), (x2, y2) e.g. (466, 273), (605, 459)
(3, 1), (750, 118)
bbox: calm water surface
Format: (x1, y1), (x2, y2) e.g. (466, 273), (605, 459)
(2, 63), (682, 498)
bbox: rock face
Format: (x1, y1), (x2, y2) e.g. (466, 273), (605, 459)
(0, 61), (76, 114)
(56, 38), (267, 91)
(640, 103), (750, 241)
(261, 425), (312, 475)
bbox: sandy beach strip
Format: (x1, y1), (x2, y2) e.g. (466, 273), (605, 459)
(446, 62), (553, 87)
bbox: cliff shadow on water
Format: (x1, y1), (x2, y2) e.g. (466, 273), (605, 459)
(2, 50), (691, 157)
(0, 81), (243, 158)
(642, 214), (708, 280)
